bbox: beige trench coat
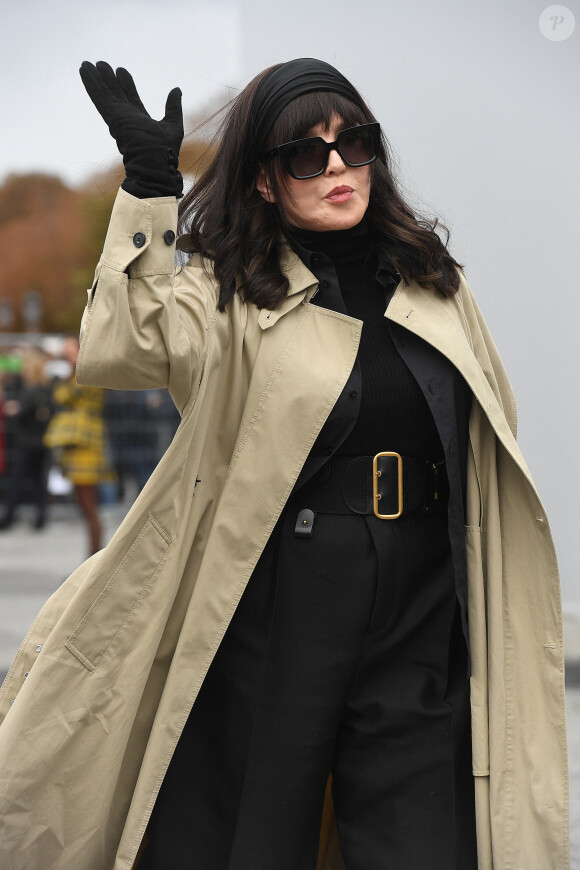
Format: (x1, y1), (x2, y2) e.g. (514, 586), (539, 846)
(0, 189), (569, 870)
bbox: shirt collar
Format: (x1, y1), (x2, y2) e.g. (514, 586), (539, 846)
(282, 229), (400, 292)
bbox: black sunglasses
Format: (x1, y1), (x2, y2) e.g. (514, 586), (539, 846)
(265, 122), (381, 180)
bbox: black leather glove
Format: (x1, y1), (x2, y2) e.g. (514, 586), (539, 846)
(79, 60), (184, 198)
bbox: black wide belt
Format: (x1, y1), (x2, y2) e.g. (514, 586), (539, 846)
(287, 452), (448, 536)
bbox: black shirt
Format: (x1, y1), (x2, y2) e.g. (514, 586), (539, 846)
(286, 221), (443, 459)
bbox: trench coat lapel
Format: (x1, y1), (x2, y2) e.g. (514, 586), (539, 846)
(386, 279), (532, 484)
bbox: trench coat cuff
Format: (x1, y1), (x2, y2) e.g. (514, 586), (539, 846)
(100, 188), (179, 277)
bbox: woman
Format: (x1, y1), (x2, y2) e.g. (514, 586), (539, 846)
(0, 59), (568, 870)
(0, 349), (53, 530)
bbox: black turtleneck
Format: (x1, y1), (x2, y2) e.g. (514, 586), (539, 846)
(287, 221), (443, 459)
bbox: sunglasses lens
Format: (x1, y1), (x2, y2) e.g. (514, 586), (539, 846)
(339, 126), (378, 166)
(286, 138), (327, 178)
(275, 124), (380, 178)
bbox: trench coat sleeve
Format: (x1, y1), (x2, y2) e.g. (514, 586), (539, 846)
(76, 188), (214, 414)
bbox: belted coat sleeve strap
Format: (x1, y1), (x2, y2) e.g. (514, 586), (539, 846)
(76, 188), (210, 415)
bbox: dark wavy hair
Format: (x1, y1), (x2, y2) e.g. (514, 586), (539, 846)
(179, 65), (461, 311)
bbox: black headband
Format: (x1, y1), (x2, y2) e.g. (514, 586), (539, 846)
(250, 58), (365, 165)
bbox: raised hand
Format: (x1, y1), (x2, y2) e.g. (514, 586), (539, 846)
(79, 61), (184, 198)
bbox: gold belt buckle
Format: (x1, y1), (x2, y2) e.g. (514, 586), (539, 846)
(372, 451), (403, 519)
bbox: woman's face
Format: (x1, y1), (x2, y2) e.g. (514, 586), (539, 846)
(257, 115), (372, 232)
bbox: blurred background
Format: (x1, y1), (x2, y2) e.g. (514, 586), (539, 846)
(0, 0), (579, 861)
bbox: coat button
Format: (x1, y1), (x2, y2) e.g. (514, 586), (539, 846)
(35, 645), (42, 652)
(349, 390), (358, 398)
(133, 232), (146, 248)
(163, 229), (176, 245)
(320, 279), (330, 289)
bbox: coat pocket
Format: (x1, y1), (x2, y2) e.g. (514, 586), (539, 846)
(465, 524), (490, 776)
(65, 515), (172, 671)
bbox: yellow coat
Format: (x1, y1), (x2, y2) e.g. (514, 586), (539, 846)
(0, 189), (568, 869)
(43, 378), (109, 485)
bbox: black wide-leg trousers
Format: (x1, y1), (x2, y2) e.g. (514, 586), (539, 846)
(141, 508), (477, 870)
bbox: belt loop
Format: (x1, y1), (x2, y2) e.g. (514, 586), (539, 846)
(341, 457), (371, 514)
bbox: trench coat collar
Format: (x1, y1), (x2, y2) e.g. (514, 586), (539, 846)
(261, 230), (401, 330)
(279, 239), (320, 297)
(269, 240), (515, 464)
(258, 241), (319, 329)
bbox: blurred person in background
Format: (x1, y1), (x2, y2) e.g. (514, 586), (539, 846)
(0, 366), (23, 505)
(0, 380), (5, 478)
(43, 336), (111, 554)
(0, 349), (54, 531)
(103, 388), (169, 500)
(145, 387), (181, 459)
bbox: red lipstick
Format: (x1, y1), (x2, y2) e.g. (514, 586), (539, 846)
(325, 186), (353, 202)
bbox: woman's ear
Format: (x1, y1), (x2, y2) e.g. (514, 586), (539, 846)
(256, 168), (275, 203)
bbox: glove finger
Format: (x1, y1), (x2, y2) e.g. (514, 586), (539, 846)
(163, 87), (184, 130)
(116, 67), (150, 117)
(79, 61), (117, 118)
(95, 60), (127, 102)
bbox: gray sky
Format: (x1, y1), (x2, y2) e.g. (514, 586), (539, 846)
(0, 0), (579, 607)
(0, 0), (242, 183)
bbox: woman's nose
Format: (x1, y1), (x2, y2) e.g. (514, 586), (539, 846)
(325, 145), (347, 175)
